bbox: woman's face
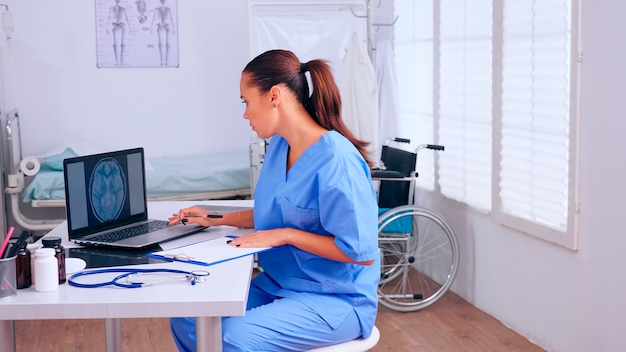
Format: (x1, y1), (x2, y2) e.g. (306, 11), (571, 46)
(240, 73), (276, 139)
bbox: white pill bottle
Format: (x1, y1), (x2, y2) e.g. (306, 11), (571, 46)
(27, 243), (41, 285)
(34, 248), (59, 292)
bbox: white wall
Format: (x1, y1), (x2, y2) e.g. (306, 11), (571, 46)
(425, 1), (626, 351)
(0, 0), (253, 158)
(2, 1), (625, 352)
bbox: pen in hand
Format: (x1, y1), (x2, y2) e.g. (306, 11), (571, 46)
(175, 213), (223, 225)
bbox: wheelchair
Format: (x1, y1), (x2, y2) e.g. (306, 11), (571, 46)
(372, 138), (460, 312)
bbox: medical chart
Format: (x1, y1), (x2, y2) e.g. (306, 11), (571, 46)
(95, 0), (179, 68)
(149, 236), (271, 267)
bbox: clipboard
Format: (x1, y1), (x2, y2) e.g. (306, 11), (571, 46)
(148, 236), (271, 267)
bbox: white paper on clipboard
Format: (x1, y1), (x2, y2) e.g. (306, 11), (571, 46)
(148, 236), (271, 267)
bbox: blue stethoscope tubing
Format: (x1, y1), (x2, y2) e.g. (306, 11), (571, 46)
(68, 268), (210, 288)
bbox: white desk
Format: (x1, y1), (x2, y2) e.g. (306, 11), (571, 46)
(0, 200), (255, 352)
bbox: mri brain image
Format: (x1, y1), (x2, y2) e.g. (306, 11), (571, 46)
(89, 157), (126, 222)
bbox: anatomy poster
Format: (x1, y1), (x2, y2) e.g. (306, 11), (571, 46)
(95, 0), (179, 68)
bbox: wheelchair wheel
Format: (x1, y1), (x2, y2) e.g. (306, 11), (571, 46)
(377, 205), (459, 312)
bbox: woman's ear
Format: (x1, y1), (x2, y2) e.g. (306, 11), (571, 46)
(269, 85), (281, 104)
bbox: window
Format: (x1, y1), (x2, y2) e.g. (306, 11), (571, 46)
(394, 0), (580, 249)
(394, 1), (435, 190)
(438, 0), (493, 211)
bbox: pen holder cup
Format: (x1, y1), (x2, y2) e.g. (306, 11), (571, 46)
(0, 255), (17, 300)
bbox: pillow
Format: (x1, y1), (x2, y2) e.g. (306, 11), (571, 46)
(39, 147), (78, 171)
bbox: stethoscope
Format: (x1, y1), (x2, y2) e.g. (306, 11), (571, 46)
(68, 268), (210, 288)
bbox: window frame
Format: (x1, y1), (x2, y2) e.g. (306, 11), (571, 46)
(395, 0), (581, 250)
(490, 0), (581, 250)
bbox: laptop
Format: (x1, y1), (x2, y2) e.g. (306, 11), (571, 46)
(63, 147), (207, 249)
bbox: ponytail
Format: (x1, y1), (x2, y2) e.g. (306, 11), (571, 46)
(244, 50), (373, 167)
(302, 60), (373, 167)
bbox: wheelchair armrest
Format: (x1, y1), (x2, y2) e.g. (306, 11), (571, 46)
(371, 170), (406, 179)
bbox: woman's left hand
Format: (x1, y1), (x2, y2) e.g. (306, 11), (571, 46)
(230, 228), (370, 265)
(228, 229), (288, 248)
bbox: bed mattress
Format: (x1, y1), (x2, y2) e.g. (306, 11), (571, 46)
(22, 150), (251, 202)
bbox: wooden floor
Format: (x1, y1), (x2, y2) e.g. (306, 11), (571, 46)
(15, 289), (544, 352)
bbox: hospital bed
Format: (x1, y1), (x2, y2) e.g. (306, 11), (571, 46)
(2, 110), (252, 232)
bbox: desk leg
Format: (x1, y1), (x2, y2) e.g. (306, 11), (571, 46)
(1, 320), (16, 352)
(196, 316), (222, 352)
(105, 318), (122, 352)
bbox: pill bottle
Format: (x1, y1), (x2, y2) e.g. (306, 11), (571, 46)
(15, 246), (31, 289)
(34, 248), (59, 292)
(26, 243), (41, 285)
(42, 236), (66, 284)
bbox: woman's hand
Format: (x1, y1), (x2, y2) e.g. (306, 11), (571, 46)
(227, 229), (288, 248)
(167, 205), (221, 227)
(229, 228), (374, 265)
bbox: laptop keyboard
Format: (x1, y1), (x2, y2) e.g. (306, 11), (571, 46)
(89, 220), (169, 243)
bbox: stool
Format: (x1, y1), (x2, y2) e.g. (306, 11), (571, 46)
(305, 326), (380, 352)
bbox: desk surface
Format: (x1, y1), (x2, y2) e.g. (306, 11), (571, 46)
(0, 200), (255, 321)
(0, 258), (252, 320)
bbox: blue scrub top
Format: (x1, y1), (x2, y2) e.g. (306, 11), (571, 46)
(253, 131), (380, 337)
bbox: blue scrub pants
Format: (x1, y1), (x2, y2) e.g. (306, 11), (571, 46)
(170, 282), (362, 352)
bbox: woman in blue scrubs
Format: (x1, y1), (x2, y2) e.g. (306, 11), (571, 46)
(169, 49), (380, 351)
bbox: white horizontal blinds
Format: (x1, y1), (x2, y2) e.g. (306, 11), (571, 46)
(394, 1), (435, 190)
(438, 0), (493, 211)
(499, 0), (571, 231)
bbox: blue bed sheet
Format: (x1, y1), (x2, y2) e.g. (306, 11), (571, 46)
(22, 150), (251, 202)
(145, 151), (250, 199)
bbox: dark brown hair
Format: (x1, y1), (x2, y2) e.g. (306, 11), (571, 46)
(243, 49), (373, 167)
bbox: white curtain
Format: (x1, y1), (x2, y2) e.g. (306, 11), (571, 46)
(374, 39), (400, 148)
(340, 32), (380, 163)
(249, 1), (383, 163)
(248, 1), (367, 80)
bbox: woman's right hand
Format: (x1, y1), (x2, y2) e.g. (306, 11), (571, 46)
(167, 205), (216, 226)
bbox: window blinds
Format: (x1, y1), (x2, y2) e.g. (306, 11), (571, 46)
(393, 0), (578, 248)
(394, 0), (435, 190)
(497, 0), (572, 232)
(438, 0), (493, 211)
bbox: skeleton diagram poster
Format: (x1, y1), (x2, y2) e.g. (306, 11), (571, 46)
(95, 0), (179, 68)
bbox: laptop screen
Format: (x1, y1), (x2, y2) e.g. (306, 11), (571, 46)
(64, 148), (148, 239)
